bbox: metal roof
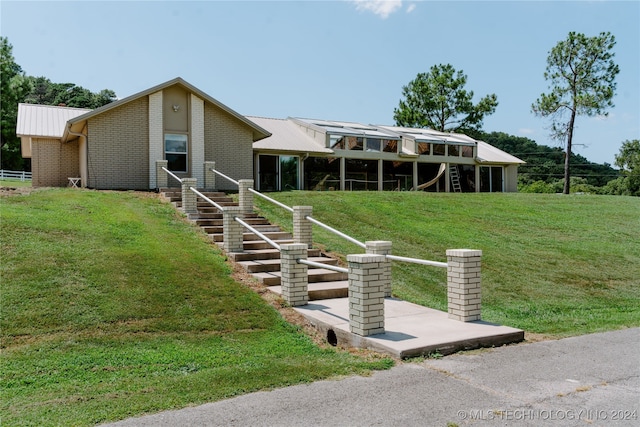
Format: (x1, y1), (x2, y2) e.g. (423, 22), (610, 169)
(16, 103), (91, 138)
(249, 116), (333, 154)
(477, 140), (526, 164)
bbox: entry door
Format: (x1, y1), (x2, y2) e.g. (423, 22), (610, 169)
(259, 155), (278, 192)
(258, 155), (299, 191)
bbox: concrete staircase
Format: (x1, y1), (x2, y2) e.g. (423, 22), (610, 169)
(161, 188), (348, 300)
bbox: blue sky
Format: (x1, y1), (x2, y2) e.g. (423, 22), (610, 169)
(2, 0), (638, 165)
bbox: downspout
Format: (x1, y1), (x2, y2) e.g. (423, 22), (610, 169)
(67, 126), (88, 188)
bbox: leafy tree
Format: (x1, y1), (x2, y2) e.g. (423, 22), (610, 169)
(393, 64), (498, 132)
(24, 76), (116, 109)
(1, 37), (32, 170)
(532, 31), (619, 194)
(615, 139), (640, 196)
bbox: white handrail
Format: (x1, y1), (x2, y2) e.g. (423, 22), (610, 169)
(249, 188), (295, 213)
(161, 167), (183, 184)
(297, 258), (348, 274)
(386, 254), (448, 269)
(190, 187), (224, 211)
(304, 215), (367, 249)
(210, 168), (239, 186)
(234, 217), (281, 250)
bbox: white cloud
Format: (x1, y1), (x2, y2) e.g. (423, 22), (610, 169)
(406, 3), (416, 14)
(350, 0), (404, 19)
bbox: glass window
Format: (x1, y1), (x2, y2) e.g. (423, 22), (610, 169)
(165, 134), (188, 172)
(330, 135), (344, 150)
(366, 138), (381, 152)
(462, 145), (474, 158)
(433, 143), (445, 156)
(346, 136), (363, 150)
(449, 145), (459, 156)
(417, 142), (430, 155)
(382, 139), (398, 153)
(280, 156), (299, 191)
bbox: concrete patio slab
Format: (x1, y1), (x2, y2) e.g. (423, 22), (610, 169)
(294, 297), (524, 359)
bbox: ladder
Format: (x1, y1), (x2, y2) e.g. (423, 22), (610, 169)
(449, 165), (462, 193)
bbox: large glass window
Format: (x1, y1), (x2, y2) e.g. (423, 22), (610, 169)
(165, 133), (188, 172)
(433, 143), (446, 156)
(366, 138), (381, 152)
(383, 139), (398, 153)
(346, 159), (377, 190)
(304, 157), (340, 190)
(417, 142), (430, 155)
(346, 136), (363, 150)
(280, 156), (299, 191)
(480, 166), (503, 192)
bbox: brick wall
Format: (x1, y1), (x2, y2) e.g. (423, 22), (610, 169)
(87, 97), (150, 189)
(204, 103), (254, 191)
(31, 138), (79, 187)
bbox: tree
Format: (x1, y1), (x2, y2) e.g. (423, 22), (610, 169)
(615, 139), (640, 196)
(393, 64), (498, 133)
(532, 32), (619, 194)
(24, 76), (117, 109)
(1, 37), (32, 170)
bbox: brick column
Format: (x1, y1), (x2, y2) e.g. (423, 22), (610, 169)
(181, 178), (198, 216)
(238, 179), (254, 215)
(347, 254), (386, 336)
(365, 241), (392, 297)
(204, 161), (216, 191)
(222, 206), (244, 253)
(156, 160), (168, 189)
(280, 243), (309, 306)
(446, 249), (482, 322)
(293, 206), (313, 248)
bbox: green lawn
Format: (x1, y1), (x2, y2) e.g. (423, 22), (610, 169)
(255, 191), (640, 336)
(0, 189), (391, 426)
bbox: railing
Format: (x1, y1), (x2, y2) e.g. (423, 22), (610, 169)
(209, 167), (446, 267)
(298, 258), (348, 274)
(0, 170), (32, 181)
(234, 217), (281, 250)
(189, 187), (224, 211)
(161, 167), (183, 184)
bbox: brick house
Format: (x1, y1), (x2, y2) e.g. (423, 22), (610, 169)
(17, 78), (524, 192)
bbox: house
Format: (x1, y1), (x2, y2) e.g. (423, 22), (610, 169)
(17, 78), (524, 192)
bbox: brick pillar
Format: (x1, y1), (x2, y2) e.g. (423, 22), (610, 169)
(238, 179), (254, 215)
(204, 161), (216, 191)
(181, 178), (198, 216)
(156, 160), (168, 189)
(293, 206), (313, 248)
(280, 243), (309, 306)
(223, 206), (244, 253)
(347, 254), (386, 336)
(446, 249), (482, 322)
(365, 241), (392, 297)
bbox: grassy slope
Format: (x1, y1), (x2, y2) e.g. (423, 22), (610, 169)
(0, 189), (391, 426)
(255, 192), (640, 336)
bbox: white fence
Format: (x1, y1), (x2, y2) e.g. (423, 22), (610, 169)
(0, 170), (32, 181)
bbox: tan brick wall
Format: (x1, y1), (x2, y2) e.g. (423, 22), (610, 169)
(31, 138), (79, 187)
(204, 103), (254, 191)
(87, 97), (150, 189)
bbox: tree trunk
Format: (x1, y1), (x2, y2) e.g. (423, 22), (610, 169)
(563, 109), (577, 195)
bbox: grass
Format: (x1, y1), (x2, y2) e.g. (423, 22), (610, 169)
(0, 188), (392, 426)
(0, 179), (32, 188)
(254, 191), (640, 336)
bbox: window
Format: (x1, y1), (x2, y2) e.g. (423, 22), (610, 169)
(433, 143), (446, 156)
(366, 138), (381, 152)
(165, 134), (188, 172)
(417, 142), (430, 155)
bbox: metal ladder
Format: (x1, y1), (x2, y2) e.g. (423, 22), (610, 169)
(449, 165), (462, 192)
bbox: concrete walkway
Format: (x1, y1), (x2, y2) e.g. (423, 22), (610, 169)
(102, 327), (639, 427)
(294, 297), (524, 358)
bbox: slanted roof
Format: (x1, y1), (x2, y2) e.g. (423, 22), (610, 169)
(63, 77), (271, 142)
(477, 140), (526, 164)
(249, 117), (333, 154)
(377, 125), (476, 145)
(294, 118), (400, 140)
(16, 103), (91, 138)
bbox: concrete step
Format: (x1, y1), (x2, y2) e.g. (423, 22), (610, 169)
(199, 217), (270, 227)
(238, 256), (338, 273)
(252, 268), (347, 286)
(209, 228), (288, 242)
(228, 248), (321, 262)
(269, 280), (349, 300)
(242, 239), (295, 251)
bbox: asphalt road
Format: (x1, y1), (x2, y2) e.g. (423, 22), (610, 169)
(103, 328), (639, 426)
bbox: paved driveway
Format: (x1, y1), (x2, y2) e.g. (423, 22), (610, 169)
(103, 328), (639, 426)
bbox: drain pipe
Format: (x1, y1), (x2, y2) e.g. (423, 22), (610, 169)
(67, 126), (88, 188)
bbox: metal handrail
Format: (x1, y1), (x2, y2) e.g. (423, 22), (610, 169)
(161, 167), (183, 184)
(249, 188), (295, 213)
(297, 258), (348, 274)
(304, 215), (367, 249)
(234, 217), (281, 250)
(190, 187), (224, 211)
(386, 254), (448, 269)
(210, 168), (239, 186)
